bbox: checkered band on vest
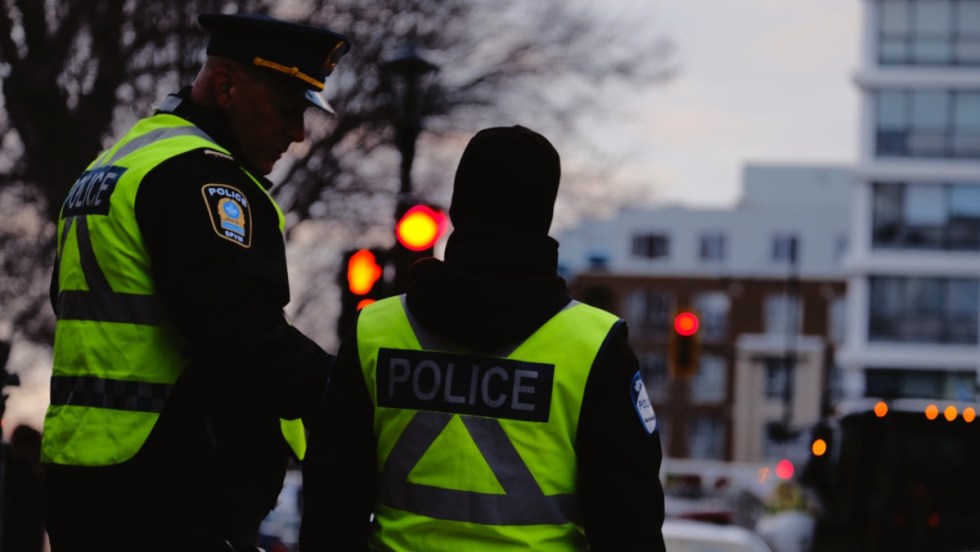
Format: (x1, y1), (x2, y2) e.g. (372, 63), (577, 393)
(50, 375), (171, 414)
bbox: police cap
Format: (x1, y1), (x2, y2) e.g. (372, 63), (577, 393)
(198, 13), (351, 114)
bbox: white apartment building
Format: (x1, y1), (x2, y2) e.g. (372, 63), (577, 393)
(559, 165), (852, 281)
(840, 0), (980, 403)
(558, 165), (851, 463)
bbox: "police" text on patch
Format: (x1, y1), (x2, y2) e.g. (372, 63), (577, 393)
(377, 348), (554, 422)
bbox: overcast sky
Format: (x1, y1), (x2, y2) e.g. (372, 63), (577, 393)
(604, 0), (863, 209)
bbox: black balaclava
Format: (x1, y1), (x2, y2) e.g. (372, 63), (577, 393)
(443, 125), (561, 273)
(406, 125), (571, 350)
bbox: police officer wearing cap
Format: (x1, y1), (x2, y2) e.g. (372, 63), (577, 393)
(300, 126), (667, 551)
(42, 14), (350, 552)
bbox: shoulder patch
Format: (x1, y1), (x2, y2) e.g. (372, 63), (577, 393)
(203, 149), (234, 161)
(201, 184), (252, 248)
(630, 371), (657, 435)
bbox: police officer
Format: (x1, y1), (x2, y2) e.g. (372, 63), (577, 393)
(42, 14), (350, 552)
(300, 126), (667, 550)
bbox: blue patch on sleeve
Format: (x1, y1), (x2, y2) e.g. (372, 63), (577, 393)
(630, 371), (657, 435)
(201, 184), (252, 248)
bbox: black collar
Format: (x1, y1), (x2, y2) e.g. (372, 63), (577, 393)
(155, 87), (273, 190)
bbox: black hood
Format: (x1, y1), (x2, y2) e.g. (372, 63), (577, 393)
(405, 232), (571, 352)
(404, 125), (571, 351)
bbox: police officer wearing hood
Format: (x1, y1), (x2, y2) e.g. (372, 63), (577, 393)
(300, 126), (667, 550)
(42, 14), (350, 552)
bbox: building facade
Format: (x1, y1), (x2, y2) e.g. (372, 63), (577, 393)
(558, 165), (851, 463)
(840, 0), (980, 404)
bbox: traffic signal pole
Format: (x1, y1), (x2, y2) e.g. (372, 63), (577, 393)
(669, 310), (701, 379)
(665, 310), (700, 458)
(335, 46), (442, 340)
(381, 42), (439, 293)
(336, 249), (388, 340)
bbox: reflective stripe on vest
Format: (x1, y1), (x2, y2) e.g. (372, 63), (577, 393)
(357, 295), (619, 551)
(55, 124), (215, 325)
(55, 216), (167, 324)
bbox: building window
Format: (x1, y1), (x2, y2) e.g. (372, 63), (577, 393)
(875, 89), (980, 159)
(771, 234), (799, 264)
(878, 0), (980, 66)
(639, 351), (668, 402)
(586, 252), (609, 270)
(687, 415), (725, 460)
(690, 354), (727, 404)
(866, 368), (977, 401)
(628, 289), (674, 335)
(699, 232), (726, 262)
(869, 276), (979, 344)
(765, 357), (795, 401)
(762, 421), (798, 460)
(764, 293), (803, 335)
(693, 291), (729, 341)
(873, 181), (980, 250)
(632, 233), (670, 259)
(761, 423), (781, 460)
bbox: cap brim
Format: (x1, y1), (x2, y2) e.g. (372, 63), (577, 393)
(305, 89), (336, 115)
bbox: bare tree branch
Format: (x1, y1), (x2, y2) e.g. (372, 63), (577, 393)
(0, 0), (675, 347)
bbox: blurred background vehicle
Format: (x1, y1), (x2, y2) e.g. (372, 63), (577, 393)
(259, 468), (302, 551)
(799, 398), (980, 552)
(663, 518), (773, 552)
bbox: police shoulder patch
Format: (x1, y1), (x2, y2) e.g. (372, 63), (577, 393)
(630, 371), (657, 435)
(201, 183), (252, 248)
(202, 149), (234, 161)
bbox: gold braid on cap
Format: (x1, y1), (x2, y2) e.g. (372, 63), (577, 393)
(252, 57), (324, 90)
(322, 41), (348, 75)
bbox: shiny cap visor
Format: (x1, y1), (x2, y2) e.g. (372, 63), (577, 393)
(305, 89), (336, 115)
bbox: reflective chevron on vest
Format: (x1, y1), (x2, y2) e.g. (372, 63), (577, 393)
(357, 295), (619, 551)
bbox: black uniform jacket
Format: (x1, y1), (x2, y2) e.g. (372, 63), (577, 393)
(130, 90), (332, 423)
(300, 250), (667, 551)
(47, 87), (333, 542)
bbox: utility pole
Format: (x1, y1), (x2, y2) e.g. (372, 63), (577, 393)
(780, 239), (800, 449)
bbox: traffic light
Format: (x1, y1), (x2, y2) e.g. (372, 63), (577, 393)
(669, 310), (700, 378)
(801, 421), (834, 503)
(390, 203), (447, 293)
(395, 204), (447, 252)
(337, 248), (389, 339)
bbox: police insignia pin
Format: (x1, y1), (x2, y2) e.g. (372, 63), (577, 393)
(201, 184), (252, 247)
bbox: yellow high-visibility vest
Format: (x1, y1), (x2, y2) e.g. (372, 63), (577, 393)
(357, 295), (619, 551)
(43, 112), (306, 465)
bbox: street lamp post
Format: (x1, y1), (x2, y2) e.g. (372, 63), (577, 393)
(380, 42), (439, 293)
(380, 41), (439, 201)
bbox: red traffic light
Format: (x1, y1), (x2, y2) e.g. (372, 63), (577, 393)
(347, 249), (383, 295)
(669, 310), (700, 379)
(396, 204), (447, 252)
(776, 459), (794, 480)
(673, 311), (700, 336)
